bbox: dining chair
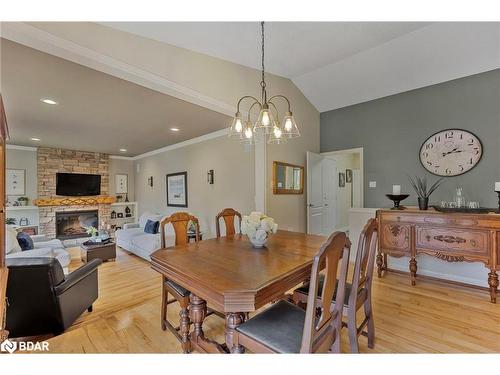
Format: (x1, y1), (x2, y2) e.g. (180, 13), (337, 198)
(293, 218), (378, 353)
(159, 212), (200, 353)
(215, 208), (242, 238)
(232, 231), (350, 353)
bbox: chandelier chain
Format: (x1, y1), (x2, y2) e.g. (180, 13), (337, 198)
(260, 21), (266, 89)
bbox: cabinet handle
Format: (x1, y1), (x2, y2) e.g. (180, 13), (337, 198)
(433, 235), (466, 244)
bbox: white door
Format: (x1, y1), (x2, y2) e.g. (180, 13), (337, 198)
(306, 151), (324, 234)
(322, 158), (337, 234)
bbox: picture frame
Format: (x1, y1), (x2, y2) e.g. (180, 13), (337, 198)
(346, 169), (353, 183)
(339, 172), (346, 188)
(166, 172), (188, 207)
(6, 169), (26, 195)
(117, 213), (124, 218)
(115, 174), (128, 194)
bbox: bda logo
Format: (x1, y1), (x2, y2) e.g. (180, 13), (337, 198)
(0, 339), (17, 353)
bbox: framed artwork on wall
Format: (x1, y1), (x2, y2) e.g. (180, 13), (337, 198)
(166, 172), (188, 207)
(115, 174), (128, 194)
(338, 172), (346, 188)
(346, 169), (353, 183)
(6, 169), (25, 195)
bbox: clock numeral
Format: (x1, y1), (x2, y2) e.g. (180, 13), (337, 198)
(458, 165), (464, 172)
(434, 136), (441, 142)
(445, 168), (452, 175)
(426, 161), (432, 166)
(425, 143), (433, 150)
(445, 131), (454, 139)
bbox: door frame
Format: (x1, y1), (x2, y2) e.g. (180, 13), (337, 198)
(320, 147), (364, 208)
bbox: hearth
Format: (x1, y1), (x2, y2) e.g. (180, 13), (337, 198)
(56, 210), (98, 240)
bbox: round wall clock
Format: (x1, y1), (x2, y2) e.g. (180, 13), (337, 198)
(419, 129), (483, 177)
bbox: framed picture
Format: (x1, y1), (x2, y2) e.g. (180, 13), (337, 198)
(115, 174), (128, 194)
(6, 169), (25, 195)
(338, 172), (346, 188)
(117, 213), (124, 218)
(166, 172), (188, 207)
(346, 169), (353, 183)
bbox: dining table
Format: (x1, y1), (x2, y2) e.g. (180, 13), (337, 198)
(150, 230), (326, 353)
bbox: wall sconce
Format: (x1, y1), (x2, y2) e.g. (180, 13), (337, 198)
(207, 169), (214, 185)
(147, 176), (154, 187)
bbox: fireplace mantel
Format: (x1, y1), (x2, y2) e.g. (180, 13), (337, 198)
(34, 196), (116, 207)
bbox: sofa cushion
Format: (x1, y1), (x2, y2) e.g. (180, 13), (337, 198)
(131, 233), (161, 253)
(6, 226), (22, 254)
(139, 212), (162, 229)
(144, 219), (159, 234)
(17, 232), (34, 251)
(115, 227), (143, 243)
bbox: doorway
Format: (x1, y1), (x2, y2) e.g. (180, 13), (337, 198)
(306, 148), (363, 235)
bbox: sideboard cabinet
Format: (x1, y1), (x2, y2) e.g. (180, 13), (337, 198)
(377, 208), (500, 303)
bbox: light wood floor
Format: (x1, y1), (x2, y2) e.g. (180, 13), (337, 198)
(45, 247), (500, 353)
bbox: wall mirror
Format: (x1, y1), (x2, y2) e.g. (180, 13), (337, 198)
(273, 161), (304, 194)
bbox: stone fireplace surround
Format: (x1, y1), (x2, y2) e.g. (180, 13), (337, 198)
(37, 147), (111, 239)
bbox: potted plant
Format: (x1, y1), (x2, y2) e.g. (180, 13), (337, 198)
(17, 196), (29, 206)
(241, 212), (278, 248)
(86, 226), (98, 238)
(408, 175), (444, 210)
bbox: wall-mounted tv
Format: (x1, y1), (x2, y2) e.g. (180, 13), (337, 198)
(56, 173), (101, 196)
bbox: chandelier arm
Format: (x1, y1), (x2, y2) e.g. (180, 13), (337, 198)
(236, 96), (262, 113)
(267, 95), (292, 113)
(246, 101), (260, 122)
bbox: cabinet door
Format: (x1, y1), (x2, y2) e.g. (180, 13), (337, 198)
(380, 222), (411, 254)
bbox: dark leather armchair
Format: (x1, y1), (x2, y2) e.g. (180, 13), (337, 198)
(5, 257), (102, 338)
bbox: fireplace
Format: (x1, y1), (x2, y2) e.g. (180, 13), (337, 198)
(55, 210), (98, 240)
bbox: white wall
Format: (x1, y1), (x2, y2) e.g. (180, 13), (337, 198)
(134, 135), (255, 238)
(5, 147), (37, 204)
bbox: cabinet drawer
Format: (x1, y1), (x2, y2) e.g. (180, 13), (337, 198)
(416, 227), (489, 257)
(380, 223), (411, 253)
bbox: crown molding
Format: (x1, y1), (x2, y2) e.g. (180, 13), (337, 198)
(1, 22), (236, 118)
(6, 144), (37, 151)
(109, 128), (227, 161)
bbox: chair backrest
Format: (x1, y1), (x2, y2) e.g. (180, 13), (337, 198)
(300, 231), (350, 353)
(215, 208), (242, 237)
(160, 212), (200, 248)
(349, 218), (378, 302)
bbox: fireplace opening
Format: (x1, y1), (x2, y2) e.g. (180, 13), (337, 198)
(56, 210), (98, 240)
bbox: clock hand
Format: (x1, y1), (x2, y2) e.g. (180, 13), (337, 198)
(442, 149), (462, 156)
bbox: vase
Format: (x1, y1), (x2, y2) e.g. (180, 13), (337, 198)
(248, 232), (269, 248)
(418, 197), (429, 210)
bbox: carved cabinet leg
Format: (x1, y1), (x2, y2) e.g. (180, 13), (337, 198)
(225, 312), (246, 354)
(488, 271), (498, 304)
(409, 257), (417, 286)
(376, 253), (383, 278)
(189, 293), (207, 348)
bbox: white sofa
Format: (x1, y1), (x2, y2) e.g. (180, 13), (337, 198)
(115, 212), (176, 261)
(5, 226), (71, 273)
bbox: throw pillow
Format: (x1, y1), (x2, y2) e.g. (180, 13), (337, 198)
(6, 226), (22, 254)
(144, 219), (159, 234)
(17, 231), (34, 251)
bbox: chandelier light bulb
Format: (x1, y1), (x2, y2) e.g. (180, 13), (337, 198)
(235, 118), (243, 132)
(274, 126), (282, 138)
(245, 127), (253, 139)
(261, 110), (270, 126)
(284, 118), (293, 131)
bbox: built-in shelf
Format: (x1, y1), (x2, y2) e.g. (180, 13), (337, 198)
(6, 205), (39, 211)
(111, 201), (137, 206)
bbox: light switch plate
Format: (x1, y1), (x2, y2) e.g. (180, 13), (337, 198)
(369, 181), (376, 188)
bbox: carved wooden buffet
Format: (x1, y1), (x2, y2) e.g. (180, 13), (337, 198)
(377, 207), (500, 303)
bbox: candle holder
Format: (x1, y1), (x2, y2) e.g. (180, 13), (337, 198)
(386, 194), (410, 210)
(496, 191), (500, 212)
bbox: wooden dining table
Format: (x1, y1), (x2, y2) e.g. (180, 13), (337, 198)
(150, 230), (326, 353)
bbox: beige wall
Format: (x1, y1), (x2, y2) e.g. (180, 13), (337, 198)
(25, 22), (320, 233)
(134, 136), (255, 238)
(5, 148), (37, 203)
(109, 158), (135, 201)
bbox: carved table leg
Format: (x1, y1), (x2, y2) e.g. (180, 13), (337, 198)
(409, 257), (417, 286)
(189, 293), (207, 346)
(488, 271), (498, 304)
(225, 312), (246, 353)
(376, 253), (383, 278)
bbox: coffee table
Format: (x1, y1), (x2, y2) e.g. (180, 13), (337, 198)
(81, 241), (116, 263)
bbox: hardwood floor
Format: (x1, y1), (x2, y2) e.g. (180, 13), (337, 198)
(45, 246), (500, 353)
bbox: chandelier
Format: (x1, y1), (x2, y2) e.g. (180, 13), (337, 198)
(228, 22), (300, 145)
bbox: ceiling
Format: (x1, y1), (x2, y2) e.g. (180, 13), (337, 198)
(0, 39), (231, 156)
(101, 22), (500, 112)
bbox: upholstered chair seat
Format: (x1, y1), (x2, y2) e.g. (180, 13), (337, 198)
(236, 300), (306, 353)
(294, 274), (357, 306)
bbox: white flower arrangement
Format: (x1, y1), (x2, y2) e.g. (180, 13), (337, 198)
(241, 212), (278, 247)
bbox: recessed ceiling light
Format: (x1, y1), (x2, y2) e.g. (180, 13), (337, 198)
(41, 98), (58, 105)
(30, 137), (41, 141)
(170, 127), (180, 132)
(119, 148), (127, 152)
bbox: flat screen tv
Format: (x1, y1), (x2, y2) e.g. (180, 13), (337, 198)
(56, 173), (101, 196)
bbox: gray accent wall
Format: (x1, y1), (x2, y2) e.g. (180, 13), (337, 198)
(320, 69), (500, 208)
